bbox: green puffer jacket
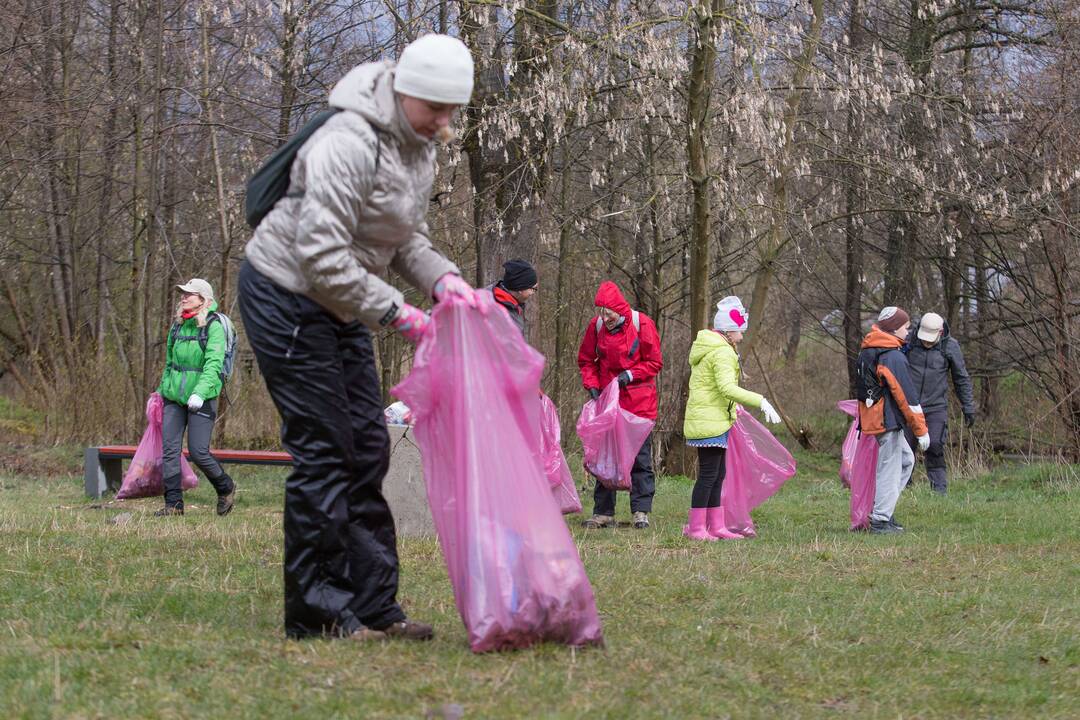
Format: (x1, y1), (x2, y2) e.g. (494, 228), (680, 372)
(683, 329), (763, 439)
(158, 302), (226, 404)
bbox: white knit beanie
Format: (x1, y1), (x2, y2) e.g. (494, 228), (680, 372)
(393, 34), (474, 105)
(714, 296), (749, 332)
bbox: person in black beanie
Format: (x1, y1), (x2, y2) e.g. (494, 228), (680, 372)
(488, 259), (537, 336)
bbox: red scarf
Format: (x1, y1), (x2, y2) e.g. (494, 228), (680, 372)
(182, 309), (200, 320)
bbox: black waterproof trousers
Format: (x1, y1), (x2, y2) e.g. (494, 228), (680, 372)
(905, 407), (949, 493)
(592, 432), (656, 515)
(238, 261), (405, 638)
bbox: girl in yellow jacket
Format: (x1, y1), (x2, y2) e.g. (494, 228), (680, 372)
(683, 297), (782, 541)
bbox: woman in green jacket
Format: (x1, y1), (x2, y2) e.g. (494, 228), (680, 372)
(156, 278), (236, 516)
(682, 296), (781, 541)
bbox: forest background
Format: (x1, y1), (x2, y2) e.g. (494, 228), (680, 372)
(1, 0), (1078, 470)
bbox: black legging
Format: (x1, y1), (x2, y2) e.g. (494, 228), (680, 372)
(690, 446), (726, 508)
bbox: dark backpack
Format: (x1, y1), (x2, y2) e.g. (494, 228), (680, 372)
(169, 312), (238, 382)
(855, 349), (885, 408)
(244, 109), (383, 229)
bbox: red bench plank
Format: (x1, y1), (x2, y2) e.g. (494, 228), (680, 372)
(97, 445), (292, 464)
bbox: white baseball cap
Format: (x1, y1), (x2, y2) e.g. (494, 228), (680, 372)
(393, 34), (474, 105)
(177, 278), (215, 302)
(917, 312), (945, 342)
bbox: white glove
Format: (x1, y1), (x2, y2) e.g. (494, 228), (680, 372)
(187, 394), (204, 412)
(759, 398), (781, 424)
(917, 434), (930, 452)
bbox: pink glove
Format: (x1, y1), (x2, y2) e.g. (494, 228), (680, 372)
(390, 303), (430, 344)
(433, 273), (483, 311)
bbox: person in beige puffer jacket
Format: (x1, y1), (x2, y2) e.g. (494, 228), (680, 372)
(238, 34), (478, 644)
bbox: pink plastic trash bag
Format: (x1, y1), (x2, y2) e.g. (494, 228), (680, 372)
(393, 296), (603, 652)
(837, 400), (859, 489)
(539, 393), (582, 515)
(116, 393), (199, 499)
(575, 379), (654, 490)
(838, 400), (878, 530)
(720, 407), (797, 537)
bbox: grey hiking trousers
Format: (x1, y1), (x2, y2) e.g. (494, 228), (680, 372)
(872, 429), (914, 523)
(162, 398), (230, 506)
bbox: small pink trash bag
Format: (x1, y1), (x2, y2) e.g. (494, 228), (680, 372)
(539, 393), (582, 515)
(393, 296), (603, 652)
(838, 400), (859, 489)
(720, 407), (797, 537)
(838, 400), (878, 531)
(575, 379), (654, 490)
(116, 393), (199, 499)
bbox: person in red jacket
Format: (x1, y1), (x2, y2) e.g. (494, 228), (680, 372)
(577, 281), (663, 529)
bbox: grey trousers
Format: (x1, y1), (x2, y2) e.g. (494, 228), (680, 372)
(162, 398), (229, 506)
(872, 429), (914, 522)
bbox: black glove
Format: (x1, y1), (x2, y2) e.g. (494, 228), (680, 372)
(588, 388), (600, 401)
(617, 370), (632, 387)
(964, 412), (976, 429)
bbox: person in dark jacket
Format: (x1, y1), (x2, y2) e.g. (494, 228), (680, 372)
(238, 34), (479, 643)
(904, 312), (976, 494)
(857, 307), (929, 534)
(155, 278), (236, 517)
(577, 281), (663, 530)
(487, 259), (537, 336)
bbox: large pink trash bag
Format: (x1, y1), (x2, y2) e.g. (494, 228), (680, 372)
(393, 296), (603, 652)
(720, 407), (797, 537)
(838, 400), (878, 530)
(539, 393), (582, 515)
(837, 400), (859, 488)
(116, 393), (199, 499)
(575, 379), (654, 490)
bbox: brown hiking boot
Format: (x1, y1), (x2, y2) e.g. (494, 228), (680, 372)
(216, 488), (236, 516)
(347, 626), (388, 642)
(376, 619), (435, 641)
(581, 514), (615, 529)
(153, 505), (184, 517)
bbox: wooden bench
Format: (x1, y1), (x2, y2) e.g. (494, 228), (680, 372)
(84, 445), (293, 499)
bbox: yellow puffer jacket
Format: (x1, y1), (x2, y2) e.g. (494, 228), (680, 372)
(683, 330), (763, 439)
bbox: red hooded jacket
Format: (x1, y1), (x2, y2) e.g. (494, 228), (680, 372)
(577, 281), (663, 419)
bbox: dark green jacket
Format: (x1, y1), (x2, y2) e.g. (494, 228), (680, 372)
(158, 301), (225, 403)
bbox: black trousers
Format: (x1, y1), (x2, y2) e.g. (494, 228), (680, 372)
(238, 261), (404, 638)
(592, 432), (655, 515)
(905, 407), (949, 492)
(690, 446), (726, 508)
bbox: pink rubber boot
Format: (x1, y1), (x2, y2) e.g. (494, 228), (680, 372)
(705, 506), (744, 540)
(683, 508), (718, 541)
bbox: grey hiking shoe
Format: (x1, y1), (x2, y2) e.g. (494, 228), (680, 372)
(582, 514), (615, 529)
(216, 487), (236, 516)
(632, 511), (650, 529)
(870, 518), (902, 534)
(153, 505), (184, 517)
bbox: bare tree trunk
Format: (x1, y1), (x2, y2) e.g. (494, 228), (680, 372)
(686, 0), (723, 334)
(743, 0), (824, 357)
(843, 0), (866, 398)
(201, 10), (233, 303)
(94, 0), (122, 361)
(552, 140), (573, 418)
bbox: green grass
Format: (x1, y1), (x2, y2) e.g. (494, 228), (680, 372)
(0, 456), (1077, 719)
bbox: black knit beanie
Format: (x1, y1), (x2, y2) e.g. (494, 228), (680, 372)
(501, 259), (537, 291)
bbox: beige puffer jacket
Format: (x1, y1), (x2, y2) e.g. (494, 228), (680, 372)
(244, 61), (459, 328)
